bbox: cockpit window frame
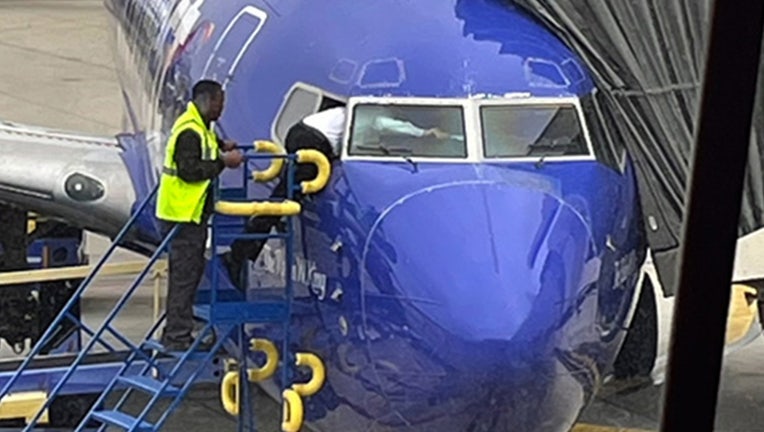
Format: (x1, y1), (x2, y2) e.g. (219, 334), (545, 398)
(476, 96), (596, 163)
(340, 95), (596, 164)
(342, 96), (480, 163)
(271, 82), (347, 146)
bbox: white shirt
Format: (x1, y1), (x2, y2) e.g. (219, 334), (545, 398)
(302, 107), (428, 154)
(301, 107), (347, 154)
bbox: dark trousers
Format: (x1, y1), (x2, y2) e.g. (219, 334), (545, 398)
(229, 122), (333, 264)
(160, 220), (207, 343)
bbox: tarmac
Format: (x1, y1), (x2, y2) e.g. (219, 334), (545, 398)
(3, 1), (764, 431)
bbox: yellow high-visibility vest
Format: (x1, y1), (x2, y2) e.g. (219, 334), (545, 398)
(155, 102), (219, 224)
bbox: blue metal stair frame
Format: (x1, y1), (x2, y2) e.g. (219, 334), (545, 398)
(72, 150), (299, 431)
(0, 147), (302, 431)
(79, 321), (234, 432)
(0, 185), (168, 427)
(202, 151), (300, 432)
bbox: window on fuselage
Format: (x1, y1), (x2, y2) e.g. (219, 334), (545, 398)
(347, 104), (467, 158)
(480, 104), (589, 158)
(274, 87), (321, 143)
(273, 84), (345, 144)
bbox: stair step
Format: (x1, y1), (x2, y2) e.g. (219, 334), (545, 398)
(216, 232), (289, 241)
(195, 288), (244, 304)
(141, 340), (212, 359)
(193, 301), (287, 324)
(117, 375), (180, 396)
(91, 410), (154, 431)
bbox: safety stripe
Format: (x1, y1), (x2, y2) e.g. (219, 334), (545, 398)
(171, 119), (200, 133)
(163, 166), (177, 176)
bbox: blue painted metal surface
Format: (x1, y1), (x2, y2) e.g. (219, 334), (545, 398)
(68, 151), (304, 431)
(10, 0), (650, 430)
(0, 163), (286, 431)
(81, 323), (235, 432)
(0, 360), (145, 396)
(0, 187), (215, 429)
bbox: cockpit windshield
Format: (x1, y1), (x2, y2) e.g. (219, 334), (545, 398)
(347, 104), (467, 158)
(480, 104), (589, 158)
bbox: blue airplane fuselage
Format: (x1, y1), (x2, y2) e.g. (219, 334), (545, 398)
(105, 0), (647, 430)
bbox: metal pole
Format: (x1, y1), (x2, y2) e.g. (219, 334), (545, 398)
(659, 1), (764, 431)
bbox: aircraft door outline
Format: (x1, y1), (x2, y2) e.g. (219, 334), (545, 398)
(202, 6), (268, 88)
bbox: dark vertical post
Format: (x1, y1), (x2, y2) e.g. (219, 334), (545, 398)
(0, 205), (27, 272)
(659, 1), (764, 431)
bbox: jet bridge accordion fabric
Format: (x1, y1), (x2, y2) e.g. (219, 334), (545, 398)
(511, 0), (764, 295)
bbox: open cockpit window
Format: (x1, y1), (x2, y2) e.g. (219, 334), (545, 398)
(272, 83), (345, 144)
(347, 104), (467, 158)
(480, 104), (589, 159)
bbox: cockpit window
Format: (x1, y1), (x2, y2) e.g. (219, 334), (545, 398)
(274, 87), (321, 144)
(273, 83), (345, 145)
(480, 105), (589, 158)
(348, 104), (467, 158)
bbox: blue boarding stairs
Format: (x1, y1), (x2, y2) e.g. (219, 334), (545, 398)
(0, 140), (331, 432)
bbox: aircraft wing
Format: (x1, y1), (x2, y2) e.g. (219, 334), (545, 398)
(0, 119), (138, 243)
(510, 0), (764, 295)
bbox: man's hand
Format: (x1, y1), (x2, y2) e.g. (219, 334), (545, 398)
(221, 139), (238, 152)
(222, 149), (244, 168)
(425, 128), (450, 140)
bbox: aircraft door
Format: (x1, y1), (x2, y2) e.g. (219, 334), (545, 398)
(201, 6), (267, 88)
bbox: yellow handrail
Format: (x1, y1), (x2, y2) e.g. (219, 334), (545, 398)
(296, 149), (331, 194)
(247, 338), (279, 382)
(215, 200), (301, 217)
(219, 339), (280, 416)
(292, 352), (326, 397)
(220, 371), (239, 416)
(281, 389), (303, 432)
(215, 143), (330, 217)
(252, 140), (285, 182)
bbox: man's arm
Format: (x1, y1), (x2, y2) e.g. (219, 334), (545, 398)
(372, 116), (426, 137)
(174, 130), (225, 182)
(216, 136), (238, 152)
(372, 116), (450, 139)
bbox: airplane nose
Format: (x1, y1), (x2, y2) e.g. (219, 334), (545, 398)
(355, 180), (600, 430)
(361, 180), (596, 345)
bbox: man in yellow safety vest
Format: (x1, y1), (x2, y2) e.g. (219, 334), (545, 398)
(155, 80), (243, 351)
